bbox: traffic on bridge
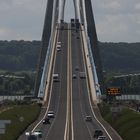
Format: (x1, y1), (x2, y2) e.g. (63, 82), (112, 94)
(18, 0), (123, 140)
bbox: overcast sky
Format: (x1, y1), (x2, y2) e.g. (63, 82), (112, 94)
(0, 0), (140, 42)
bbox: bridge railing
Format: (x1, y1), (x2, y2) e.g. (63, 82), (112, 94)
(38, 0), (58, 98)
(84, 28), (102, 96)
(38, 28), (57, 98)
(38, 38), (52, 98)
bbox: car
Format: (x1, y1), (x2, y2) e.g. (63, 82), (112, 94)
(27, 135), (37, 140)
(57, 41), (61, 45)
(85, 115), (92, 121)
(42, 117), (50, 124)
(93, 129), (103, 138)
(97, 136), (107, 140)
(57, 44), (61, 48)
(25, 130), (42, 140)
(79, 72), (86, 79)
(33, 130), (42, 138)
(75, 66), (79, 71)
(47, 111), (55, 118)
(72, 74), (77, 79)
(57, 48), (61, 51)
(53, 74), (59, 82)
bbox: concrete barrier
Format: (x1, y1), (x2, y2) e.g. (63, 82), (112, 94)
(43, 28), (58, 103)
(80, 26), (98, 104)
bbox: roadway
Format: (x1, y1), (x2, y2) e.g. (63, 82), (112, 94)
(44, 23), (68, 140)
(71, 25), (92, 140)
(71, 24), (111, 140)
(19, 22), (122, 140)
(71, 23), (123, 140)
(18, 23), (68, 140)
(34, 23), (69, 140)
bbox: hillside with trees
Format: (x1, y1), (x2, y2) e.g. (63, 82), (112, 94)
(0, 40), (40, 71)
(0, 40), (140, 95)
(0, 40), (140, 74)
(0, 71), (35, 95)
(99, 42), (140, 73)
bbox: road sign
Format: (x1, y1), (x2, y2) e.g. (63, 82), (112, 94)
(107, 87), (121, 96)
(110, 106), (122, 113)
(19, 116), (24, 122)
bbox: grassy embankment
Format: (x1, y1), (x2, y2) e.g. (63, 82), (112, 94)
(99, 103), (140, 140)
(0, 104), (41, 140)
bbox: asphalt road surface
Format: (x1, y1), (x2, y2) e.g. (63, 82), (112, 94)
(19, 22), (122, 140)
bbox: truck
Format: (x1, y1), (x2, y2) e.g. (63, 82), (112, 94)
(79, 72), (86, 79)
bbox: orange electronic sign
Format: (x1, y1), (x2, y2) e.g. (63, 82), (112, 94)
(107, 87), (121, 96)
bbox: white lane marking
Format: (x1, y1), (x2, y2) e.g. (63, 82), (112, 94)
(77, 77), (93, 140)
(81, 28), (113, 140)
(69, 27), (74, 140)
(64, 23), (71, 140)
(31, 28), (59, 133)
(78, 30), (94, 140)
(71, 27), (93, 140)
(45, 26), (70, 139)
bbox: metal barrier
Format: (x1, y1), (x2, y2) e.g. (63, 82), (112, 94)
(38, 0), (58, 98)
(83, 28), (102, 96)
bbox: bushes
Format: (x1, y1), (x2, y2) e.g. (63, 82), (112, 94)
(0, 104), (41, 140)
(99, 103), (140, 140)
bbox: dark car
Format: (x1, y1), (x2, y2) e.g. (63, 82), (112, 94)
(43, 117), (50, 124)
(75, 66), (79, 71)
(85, 116), (92, 122)
(93, 129), (103, 138)
(27, 135), (37, 140)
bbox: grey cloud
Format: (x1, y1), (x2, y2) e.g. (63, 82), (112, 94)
(0, 0), (46, 40)
(0, 0), (139, 42)
(92, 0), (140, 42)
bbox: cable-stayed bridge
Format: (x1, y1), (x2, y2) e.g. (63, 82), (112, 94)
(18, 0), (122, 140)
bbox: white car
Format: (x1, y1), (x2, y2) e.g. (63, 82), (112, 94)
(57, 48), (61, 51)
(25, 130), (42, 139)
(47, 111), (55, 118)
(57, 41), (61, 45)
(57, 44), (61, 48)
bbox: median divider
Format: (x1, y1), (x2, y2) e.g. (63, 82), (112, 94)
(64, 24), (73, 140)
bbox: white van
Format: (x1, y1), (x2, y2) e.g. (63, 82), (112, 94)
(53, 74), (59, 82)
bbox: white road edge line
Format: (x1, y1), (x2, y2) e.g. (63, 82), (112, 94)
(81, 26), (113, 140)
(78, 29), (94, 140)
(64, 23), (70, 140)
(69, 26), (74, 140)
(31, 27), (58, 133)
(45, 26), (65, 139)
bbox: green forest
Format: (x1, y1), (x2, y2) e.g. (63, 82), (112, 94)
(0, 40), (140, 74)
(99, 42), (140, 73)
(0, 40), (140, 95)
(0, 40), (40, 71)
(0, 71), (35, 95)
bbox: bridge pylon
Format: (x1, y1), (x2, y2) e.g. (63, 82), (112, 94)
(84, 0), (104, 93)
(34, 0), (56, 97)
